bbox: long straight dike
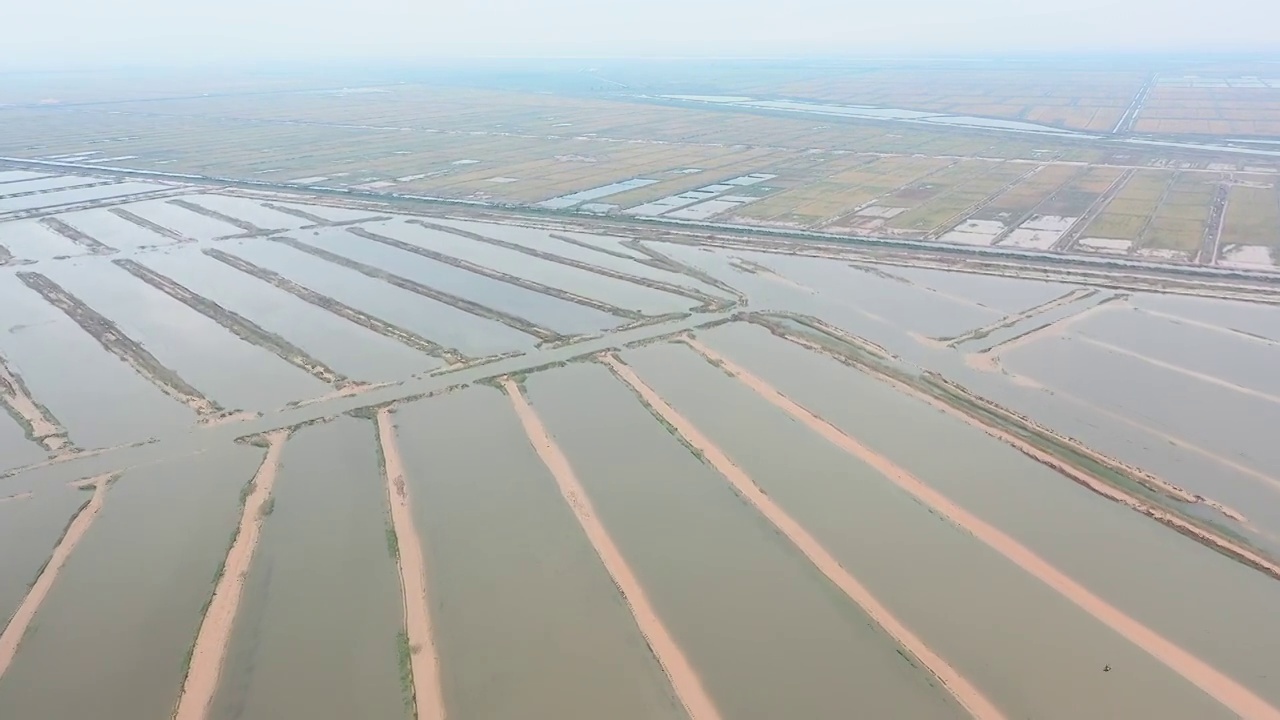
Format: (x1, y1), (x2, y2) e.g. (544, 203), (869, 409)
(0, 311), (728, 489)
(682, 336), (1280, 720)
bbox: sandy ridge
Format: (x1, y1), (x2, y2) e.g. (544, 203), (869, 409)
(683, 337), (1280, 720)
(0, 473), (110, 678)
(502, 378), (722, 720)
(601, 355), (1005, 720)
(0, 491), (32, 504)
(375, 407), (446, 720)
(172, 431), (287, 720)
(966, 299), (1120, 371)
(0, 352), (70, 451)
(943, 288), (1095, 346)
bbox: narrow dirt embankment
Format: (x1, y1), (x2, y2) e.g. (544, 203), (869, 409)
(168, 198), (266, 235)
(683, 336), (1280, 720)
(258, 201), (386, 227)
(108, 207), (195, 243)
(172, 431), (286, 720)
(0, 351), (71, 451)
(1137, 308), (1280, 348)
(600, 355), (1004, 720)
(967, 297), (1124, 372)
(270, 236), (563, 344)
(204, 248), (465, 365)
(410, 219), (731, 312)
(0, 473), (111, 679)
(375, 407), (444, 720)
(348, 227), (644, 320)
(113, 258), (350, 386)
(0, 244), (14, 266)
(0, 491), (32, 504)
(16, 271), (229, 421)
(37, 217), (116, 254)
(501, 377), (722, 720)
(942, 288), (1097, 346)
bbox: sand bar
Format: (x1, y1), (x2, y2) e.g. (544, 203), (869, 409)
(172, 432), (285, 720)
(503, 378), (721, 720)
(376, 408), (445, 720)
(684, 337), (1280, 720)
(0, 474), (108, 678)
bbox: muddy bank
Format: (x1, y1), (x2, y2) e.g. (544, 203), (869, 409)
(749, 313), (1280, 580)
(0, 245), (13, 266)
(109, 207), (194, 243)
(349, 226), (644, 320)
(205, 247), (462, 365)
(943, 288), (1097, 346)
(211, 418), (408, 720)
(0, 446), (262, 720)
(113, 259), (349, 386)
(271, 236), (563, 344)
(374, 408), (444, 720)
(37, 217), (115, 254)
(412, 219), (731, 312)
(504, 377), (720, 720)
(0, 475), (108, 678)
(393, 387), (686, 719)
(601, 354), (1000, 720)
(0, 351), (70, 451)
(968, 296), (1126, 370)
(173, 433), (285, 720)
(17, 271), (229, 420)
(686, 326), (1280, 717)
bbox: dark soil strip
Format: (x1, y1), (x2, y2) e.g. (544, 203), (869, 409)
(547, 232), (641, 261)
(15, 271), (227, 417)
(348, 227), (643, 320)
(619, 238), (747, 306)
(112, 259), (350, 385)
(269, 236), (563, 343)
(38, 218), (116, 254)
(0, 351), (70, 451)
(108, 207), (196, 243)
(168, 198), (268, 234)
(203, 247), (467, 365)
(409, 219), (732, 311)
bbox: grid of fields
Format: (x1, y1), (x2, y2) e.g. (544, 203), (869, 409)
(3, 194), (1280, 719)
(1134, 79), (1280, 136)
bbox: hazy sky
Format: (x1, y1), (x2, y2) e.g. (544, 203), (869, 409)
(5, 0), (1280, 70)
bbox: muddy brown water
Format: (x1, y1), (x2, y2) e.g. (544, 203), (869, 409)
(115, 198), (245, 240)
(886, 264), (1080, 313)
(1074, 304), (1280, 398)
(139, 248), (434, 383)
(1131, 292), (1280, 343)
(222, 239), (533, 357)
(210, 417), (408, 720)
(0, 444), (261, 720)
(44, 259), (328, 411)
(364, 220), (697, 315)
(964, 371), (1280, 556)
(622, 341), (1233, 719)
(393, 386), (686, 720)
(524, 363), (967, 720)
(696, 321), (1280, 710)
(0, 273), (194, 448)
(0, 483), (90, 631)
(1003, 333), (1280, 482)
(296, 229), (623, 336)
(0, 416), (46, 473)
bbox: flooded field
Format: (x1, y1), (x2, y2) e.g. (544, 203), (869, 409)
(211, 418), (407, 720)
(394, 387), (684, 720)
(2, 188), (1279, 720)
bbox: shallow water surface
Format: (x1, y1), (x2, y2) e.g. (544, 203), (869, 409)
(526, 363), (966, 720)
(0, 444), (261, 720)
(394, 387), (685, 720)
(211, 417), (408, 720)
